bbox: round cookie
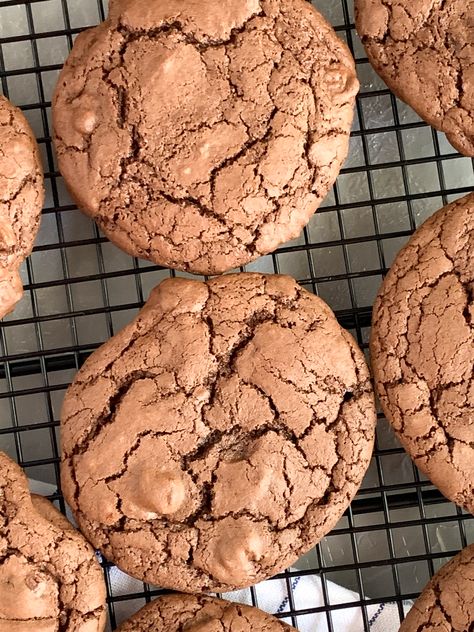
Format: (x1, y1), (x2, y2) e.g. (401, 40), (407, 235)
(61, 272), (376, 592)
(53, 0), (358, 275)
(0, 451), (107, 632)
(116, 594), (295, 631)
(371, 194), (474, 513)
(0, 95), (44, 318)
(399, 544), (474, 631)
(355, 0), (474, 156)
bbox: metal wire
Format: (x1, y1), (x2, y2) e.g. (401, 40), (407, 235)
(0, 0), (473, 629)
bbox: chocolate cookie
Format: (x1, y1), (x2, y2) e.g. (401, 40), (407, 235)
(355, 0), (474, 156)
(53, 0), (358, 275)
(61, 273), (376, 592)
(116, 594), (295, 631)
(371, 194), (474, 513)
(0, 452), (107, 632)
(399, 544), (474, 631)
(0, 95), (44, 318)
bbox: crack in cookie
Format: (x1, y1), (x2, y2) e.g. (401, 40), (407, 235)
(399, 544), (474, 631)
(0, 96), (44, 319)
(0, 452), (106, 632)
(53, 0), (358, 274)
(355, 0), (474, 156)
(61, 273), (376, 593)
(371, 193), (474, 514)
(115, 593), (295, 632)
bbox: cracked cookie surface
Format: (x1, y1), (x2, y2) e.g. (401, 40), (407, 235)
(61, 272), (376, 592)
(0, 451), (106, 632)
(399, 544), (474, 631)
(355, 0), (474, 156)
(371, 193), (474, 514)
(116, 593), (295, 631)
(52, 0), (358, 274)
(0, 96), (44, 318)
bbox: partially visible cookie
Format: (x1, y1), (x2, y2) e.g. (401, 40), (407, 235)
(400, 544), (474, 631)
(61, 272), (376, 593)
(0, 95), (44, 318)
(116, 594), (295, 631)
(371, 194), (474, 513)
(355, 0), (474, 156)
(0, 451), (107, 632)
(53, 0), (358, 274)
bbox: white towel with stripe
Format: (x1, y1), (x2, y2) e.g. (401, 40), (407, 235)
(30, 479), (411, 631)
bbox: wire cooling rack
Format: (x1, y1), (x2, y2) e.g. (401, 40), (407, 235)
(0, 0), (473, 630)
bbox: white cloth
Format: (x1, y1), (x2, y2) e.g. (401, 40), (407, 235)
(108, 559), (411, 631)
(224, 574), (408, 631)
(29, 480), (410, 631)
